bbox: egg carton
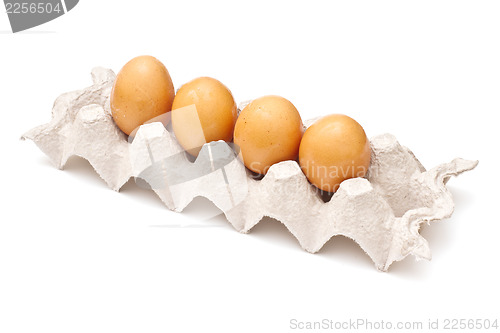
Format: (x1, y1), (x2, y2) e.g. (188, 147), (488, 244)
(22, 67), (478, 271)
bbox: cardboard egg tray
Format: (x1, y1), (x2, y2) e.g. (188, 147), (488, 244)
(22, 67), (478, 271)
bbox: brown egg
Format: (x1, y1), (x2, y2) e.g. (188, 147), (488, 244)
(171, 77), (237, 156)
(234, 95), (304, 175)
(110, 55), (175, 136)
(299, 114), (371, 193)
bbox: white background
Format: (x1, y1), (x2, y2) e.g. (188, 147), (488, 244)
(1, 1), (498, 332)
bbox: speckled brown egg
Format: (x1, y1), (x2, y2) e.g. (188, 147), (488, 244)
(299, 114), (371, 193)
(233, 95), (304, 175)
(171, 77), (237, 157)
(110, 55), (175, 136)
